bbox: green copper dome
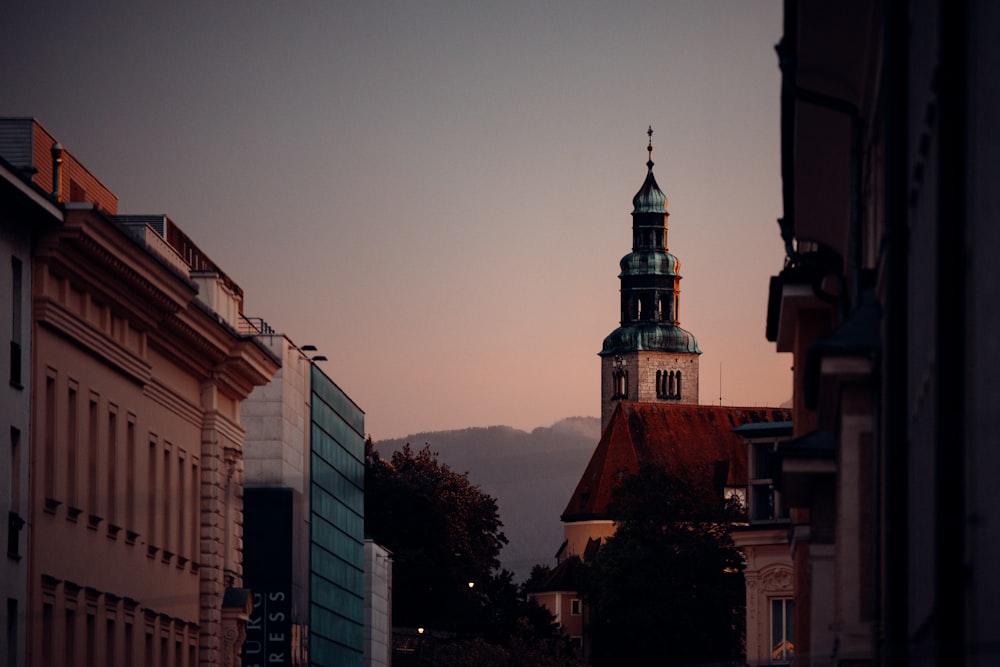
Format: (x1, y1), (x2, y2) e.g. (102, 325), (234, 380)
(600, 323), (701, 355)
(620, 249), (680, 276)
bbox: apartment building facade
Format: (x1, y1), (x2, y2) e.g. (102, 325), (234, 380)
(0, 118), (280, 666)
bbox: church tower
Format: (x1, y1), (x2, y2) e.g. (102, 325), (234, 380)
(599, 128), (701, 429)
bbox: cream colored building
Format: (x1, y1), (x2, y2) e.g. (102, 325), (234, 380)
(1, 118), (279, 667)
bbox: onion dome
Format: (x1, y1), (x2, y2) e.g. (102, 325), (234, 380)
(632, 163), (667, 213)
(598, 323), (701, 357)
(601, 323), (701, 355)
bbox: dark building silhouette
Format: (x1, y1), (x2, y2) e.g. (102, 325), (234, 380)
(765, 1), (1000, 665)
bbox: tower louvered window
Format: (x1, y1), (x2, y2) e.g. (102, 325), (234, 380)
(656, 369), (682, 400)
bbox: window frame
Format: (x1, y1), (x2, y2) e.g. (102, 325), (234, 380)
(770, 597), (794, 664)
(749, 440), (786, 522)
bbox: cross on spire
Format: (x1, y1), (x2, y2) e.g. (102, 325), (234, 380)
(647, 125), (654, 168)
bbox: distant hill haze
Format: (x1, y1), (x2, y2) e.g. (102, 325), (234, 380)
(374, 417), (600, 582)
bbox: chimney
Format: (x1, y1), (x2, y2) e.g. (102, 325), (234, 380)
(50, 142), (63, 201)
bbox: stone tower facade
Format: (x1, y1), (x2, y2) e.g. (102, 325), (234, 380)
(599, 129), (701, 430)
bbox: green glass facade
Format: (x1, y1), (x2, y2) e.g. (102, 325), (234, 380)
(309, 365), (365, 666)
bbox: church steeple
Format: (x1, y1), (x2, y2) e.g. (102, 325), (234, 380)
(632, 126), (668, 214)
(599, 128), (701, 429)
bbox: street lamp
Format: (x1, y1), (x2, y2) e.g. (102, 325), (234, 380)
(292, 343), (327, 363)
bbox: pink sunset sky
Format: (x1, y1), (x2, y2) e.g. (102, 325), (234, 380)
(2, 1), (791, 440)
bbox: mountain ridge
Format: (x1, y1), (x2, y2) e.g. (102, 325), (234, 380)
(373, 416), (600, 581)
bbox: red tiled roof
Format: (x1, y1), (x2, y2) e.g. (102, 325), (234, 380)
(562, 402), (791, 522)
(527, 555), (586, 593)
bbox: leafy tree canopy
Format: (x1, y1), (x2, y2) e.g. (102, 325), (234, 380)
(365, 441), (507, 630)
(581, 461), (746, 667)
(366, 441), (583, 665)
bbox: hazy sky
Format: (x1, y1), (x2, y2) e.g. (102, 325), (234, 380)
(3, 1), (791, 440)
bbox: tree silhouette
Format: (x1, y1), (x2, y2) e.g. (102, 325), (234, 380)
(365, 440), (584, 666)
(581, 461), (746, 667)
(365, 441), (507, 631)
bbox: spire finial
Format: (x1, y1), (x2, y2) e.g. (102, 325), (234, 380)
(646, 125), (654, 168)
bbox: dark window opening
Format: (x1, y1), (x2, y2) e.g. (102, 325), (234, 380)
(657, 369), (682, 400)
(611, 369), (629, 400)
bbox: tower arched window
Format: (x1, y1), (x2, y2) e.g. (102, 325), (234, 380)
(657, 368), (682, 400)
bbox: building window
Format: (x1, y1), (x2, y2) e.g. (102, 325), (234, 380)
(725, 486), (747, 518)
(126, 416), (136, 534)
(8, 598), (19, 666)
(124, 621), (134, 667)
(8, 427), (24, 559)
(42, 603), (53, 666)
(570, 598), (581, 616)
(67, 383), (79, 509)
(771, 598), (794, 663)
(10, 258), (22, 388)
(87, 395), (101, 528)
(750, 442), (786, 522)
(66, 609), (76, 667)
(611, 356), (629, 400)
(162, 446), (172, 560)
(107, 407), (118, 529)
(44, 373), (57, 506)
(147, 437), (158, 556)
(190, 459), (200, 567)
(106, 618), (116, 666)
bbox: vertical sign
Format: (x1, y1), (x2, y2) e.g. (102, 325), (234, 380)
(244, 589), (291, 666)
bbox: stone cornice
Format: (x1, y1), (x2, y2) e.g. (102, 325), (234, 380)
(34, 200), (278, 410)
(34, 296), (151, 385)
(155, 305), (280, 401)
(212, 348), (278, 400)
(153, 312), (229, 379)
(35, 208), (194, 329)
